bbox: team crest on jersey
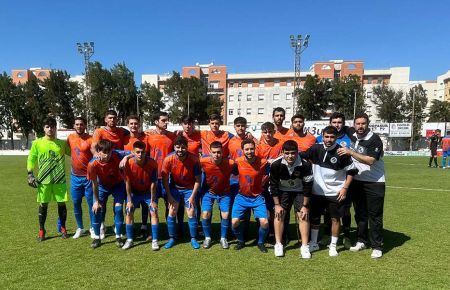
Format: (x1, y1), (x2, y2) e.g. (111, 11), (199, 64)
(340, 141), (347, 147)
(357, 147), (364, 153)
(330, 157), (337, 164)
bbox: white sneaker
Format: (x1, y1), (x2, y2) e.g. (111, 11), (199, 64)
(72, 228), (86, 239)
(90, 227), (95, 239)
(350, 242), (366, 252)
(329, 244), (338, 257)
(122, 240), (133, 250)
(100, 223), (105, 240)
(371, 249), (383, 259)
(300, 245), (311, 259)
(274, 243), (284, 257)
(309, 242), (320, 253)
(151, 240), (160, 251)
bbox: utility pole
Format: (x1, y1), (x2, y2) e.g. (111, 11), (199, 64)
(77, 42), (95, 132)
(353, 89), (358, 120)
(409, 91), (416, 151)
(290, 34), (310, 114)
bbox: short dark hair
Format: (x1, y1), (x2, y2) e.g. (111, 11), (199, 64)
(241, 139), (255, 150)
(43, 117), (57, 128)
(153, 111), (168, 122)
(74, 116), (87, 124)
(282, 140), (298, 152)
(95, 140), (112, 153)
(210, 141), (222, 150)
(104, 110), (118, 117)
(180, 115), (194, 124)
(233, 117), (247, 125)
(209, 114), (221, 123)
(354, 112), (369, 123)
(174, 136), (188, 147)
(126, 115), (140, 123)
(291, 113), (305, 123)
(436, 129), (441, 132)
(329, 112), (345, 123)
(261, 122), (275, 131)
(322, 125), (338, 136)
(272, 107), (285, 117)
(133, 140), (146, 150)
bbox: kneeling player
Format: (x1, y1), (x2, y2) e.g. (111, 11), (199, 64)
(306, 126), (357, 257)
(200, 141), (234, 249)
(123, 141), (159, 250)
(269, 140), (314, 258)
(231, 139), (270, 253)
(162, 136), (202, 249)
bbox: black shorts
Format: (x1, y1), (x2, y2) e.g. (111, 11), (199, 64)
(430, 148), (437, 156)
(274, 191), (305, 213)
(310, 195), (345, 225)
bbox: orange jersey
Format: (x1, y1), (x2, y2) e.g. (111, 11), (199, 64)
(124, 157), (158, 193)
(87, 151), (126, 188)
(200, 157), (235, 195)
(443, 136), (450, 151)
(123, 133), (150, 154)
(285, 129), (316, 152)
(232, 156), (270, 197)
(200, 130), (233, 157)
(259, 127), (289, 143)
(146, 131), (176, 179)
(161, 152), (201, 189)
(256, 139), (283, 161)
(92, 127), (129, 150)
(228, 136), (246, 160)
(67, 133), (93, 176)
(183, 131), (202, 156)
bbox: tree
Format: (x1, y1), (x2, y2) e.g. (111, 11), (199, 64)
(428, 100), (450, 123)
(371, 84), (405, 122)
(12, 83), (35, 145)
(86, 62), (114, 126)
(296, 75), (331, 120)
(0, 72), (17, 148)
(140, 82), (165, 125)
(110, 63), (139, 125)
(329, 74), (365, 120)
(404, 84), (428, 145)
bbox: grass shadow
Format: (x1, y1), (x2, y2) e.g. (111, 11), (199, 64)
(382, 228), (410, 254)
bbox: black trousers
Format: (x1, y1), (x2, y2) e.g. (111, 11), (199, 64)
(350, 180), (385, 250)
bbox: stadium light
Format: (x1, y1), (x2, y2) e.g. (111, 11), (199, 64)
(289, 34), (310, 115)
(76, 41), (95, 132)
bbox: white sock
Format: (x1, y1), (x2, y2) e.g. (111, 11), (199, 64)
(311, 229), (319, 244)
(330, 236), (338, 246)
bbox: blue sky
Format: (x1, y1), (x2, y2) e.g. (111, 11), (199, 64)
(1, 0), (449, 83)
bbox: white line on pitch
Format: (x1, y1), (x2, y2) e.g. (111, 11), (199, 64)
(387, 186), (450, 192)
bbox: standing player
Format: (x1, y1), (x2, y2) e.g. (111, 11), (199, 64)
(441, 131), (450, 169)
(285, 114), (316, 153)
(162, 136), (202, 249)
(88, 140), (128, 248)
(91, 110), (129, 152)
(200, 141), (234, 249)
(272, 107), (290, 139)
(179, 115), (202, 156)
(27, 117), (71, 241)
(306, 126), (358, 257)
(316, 112), (352, 148)
(122, 141), (159, 250)
(427, 129), (440, 168)
(231, 139), (270, 253)
(337, 113), (386, 259)
(67, 117), (94, 239)
(200, 114), (234, 157)
(228, 117), (258, 160)
(269, 140), (314, 258)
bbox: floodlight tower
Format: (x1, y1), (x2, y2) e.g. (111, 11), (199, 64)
(77, 42), (95, 132)
(290, 34), (309, 113)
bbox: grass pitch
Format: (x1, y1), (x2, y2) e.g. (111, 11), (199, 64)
(0, 156), (449, 289)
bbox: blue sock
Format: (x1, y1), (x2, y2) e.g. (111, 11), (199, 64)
(258, 226), (268, 244)
(167, 215), (176, 238)
(201, 218), (212, 238)
(151, 224), (159, 240)
(126, 224), (133, 240)
(220, 218), (229, 239)
(73, 199), (83, 229)
(188, 217), (198, 239)
(92, 209), (102, 237)
(233, 223), (244, 243)
(114, 205), (123, 238)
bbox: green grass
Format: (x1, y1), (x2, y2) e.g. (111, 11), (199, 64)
(1, 156), (449, 289)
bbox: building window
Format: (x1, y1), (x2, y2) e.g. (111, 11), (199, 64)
(229, 95), (234, 102)
(322, 64), (332, 70)
(287, 79), (292, 87)
(211, 69), (220, 74)
(238, 93), (242, 101)
(209, 81), (219, 89)
(229, 82), (234, 88)
(259, 80), (265, 87)
(258, 94), (264, 101)
(258, 108), (264, 115)
(229, 109), (234, 116)
(257, 122), (264, 126)
(246, 108), (252, 115)
(274, 79), (280, 87)
(248, 80), (253, 88)
(286, 93), (292, 100)
(367, 77), (373, 84)
(17, 72), (24, 78)
(286, 107), (291, 114)
(38, 71), (47, 77)
(237, 109), (241, 115)
(273, 94), (280, 100)
(227, 122), (234, 125)
(247, 94), (252, 101)
(378, 77), (383, 84)
(238, 82), (242, 88)
(285, 121), (291, 125)
(348, 63), (357, 70)
(189, 69), (196, 75)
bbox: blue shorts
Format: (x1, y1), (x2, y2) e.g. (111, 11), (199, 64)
(127, 193), (157, 214)
(99, 182), (126, 204)
(201, 192), (231, 213)
(232, 194), (268, 220)
(170, 187), (194, 209)
(443, 150), (450, 158)
(156, 179), (166, 199)
(70, 174), (93, 202)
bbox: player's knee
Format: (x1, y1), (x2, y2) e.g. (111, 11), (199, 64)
(231, 218), (240, 227)
(202, 211), (211, 219)
(221, 212), (229, 220)
(259, 218), (269, 228)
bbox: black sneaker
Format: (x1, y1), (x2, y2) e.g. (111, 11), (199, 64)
(91, 239), (101, 249)
(257, 243), (268, 253)
(60, 227), (69, 239)
(115, 238), (124, 248)
(234, 241), (245, 250)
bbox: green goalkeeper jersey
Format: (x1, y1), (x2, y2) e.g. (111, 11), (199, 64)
(27, 137), (70, 184)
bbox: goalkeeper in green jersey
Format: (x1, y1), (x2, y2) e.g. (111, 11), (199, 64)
(27, 117), (71, 241)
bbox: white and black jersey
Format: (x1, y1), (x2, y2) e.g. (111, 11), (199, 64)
(350, 130), (385, 182)
(269, 156), (313, 197)
(306, 143), (358, 197)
